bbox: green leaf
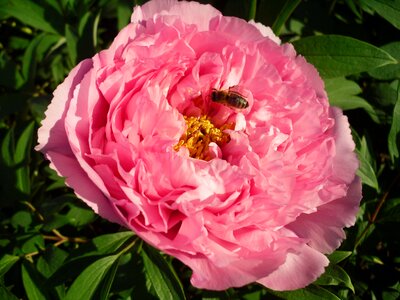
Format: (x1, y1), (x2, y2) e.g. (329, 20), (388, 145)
(355, 135), (380, 191)
(14, 122), (35, 194)
(379, 198), (400, 223)
(64, 254), (120, 300)
(1, 128), (14, 167)
(21, 262), (49, 300)
(0, 51), (24, 89)
(14, 122), (34, 164)
(271, 0), (301, 35)
(116, 0), (133, 30)
(292, 35), (397, 78)
(68, 231), (135, 260)
(361, 0), (400, 29)
(36, 246), (68, 278)
(325, 77), (379, 123)
(328, 251), (353, 264)
(248, 0), (257, 20)
(369, 42), (400, 80)
(0, 283), (18, 300)
(0, 0), (64, 34)
(11, 211), (32, 228)
(314, 264), (355, 292)
(97, 255), (119, 300)
(0, 255), (19, 277)
(76, 11), (99, 61)
(0, 93), (30, 119)
(65, 24), (78, 66)
(49, 231), (134, 286)
(388, 82), (400, 162)
(269, 284), (340, 300)
(18, 233), (45, 254)
(141, 244), (186, 300)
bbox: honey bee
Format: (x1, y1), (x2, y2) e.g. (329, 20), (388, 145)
(211, 86), (249, 109)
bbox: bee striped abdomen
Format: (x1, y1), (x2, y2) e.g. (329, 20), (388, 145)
(211, 88), (249, 109)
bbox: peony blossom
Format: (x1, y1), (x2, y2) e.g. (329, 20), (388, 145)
(36, 0), (362, 291)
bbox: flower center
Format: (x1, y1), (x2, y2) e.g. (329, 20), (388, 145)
(174, 115), (234, 160)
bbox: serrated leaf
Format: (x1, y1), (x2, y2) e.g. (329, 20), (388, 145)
(64, 254), (120, 300)
(369, 42), (400, 80)
(361, 0), (400, 29)
(314, 264), (355, 292)
(0, 255), (19, 277)
(21, 262), (49, 300)
(141, 244), (186, 300)
(388, 82), (400, 162)
(328, 251), (353, 264)
(293, 35), (397, 78)
(268, 284), (340, 300)
(325, 77), (379, 123)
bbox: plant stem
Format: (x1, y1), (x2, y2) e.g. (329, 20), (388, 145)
(248, 0), (257, 20)
(354, 171), (400, 249)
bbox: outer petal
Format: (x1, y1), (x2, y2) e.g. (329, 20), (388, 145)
(36, 59), (123, 225)
(131, 0), (221, 31)
(257, 244), (329, 290)
(248, 20), (281, 44)
(287, 178), (361, 253)
(36, 59), (92, 154)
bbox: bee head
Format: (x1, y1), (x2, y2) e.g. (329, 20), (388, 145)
(210, 88), (218, 102)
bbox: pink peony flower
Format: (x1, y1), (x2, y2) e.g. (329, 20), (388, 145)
(36, 0), (362, 291)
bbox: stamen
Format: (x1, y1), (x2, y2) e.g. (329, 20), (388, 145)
(174, 115), (234, 160)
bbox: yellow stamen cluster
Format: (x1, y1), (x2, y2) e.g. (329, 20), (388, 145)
(174, 115), (234, 160)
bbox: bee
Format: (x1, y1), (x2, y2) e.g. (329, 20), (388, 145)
(211, 86), (249, 109)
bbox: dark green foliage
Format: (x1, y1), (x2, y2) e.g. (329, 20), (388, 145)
(0, 0), (399, 299)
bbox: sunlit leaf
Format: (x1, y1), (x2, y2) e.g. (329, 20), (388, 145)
(293, 35), (397, 78)
(271, 0), (301, 35)
(328, 251), (353, 264)
(355, 135), (379, 191)
(325, 77), (379, 123)
(141, 244), (186, 300)
(388, 82), (400, 162)
(64, 254), (120, 300)
(315, 264), (355, 292)
(361, 0), (400, 29)
(0, 255), (19, 277)
(21, 262), (49, 300)
(369, 42), (400, 80)
(0, 0), (64, 34)
(269, 284), (341, 300)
